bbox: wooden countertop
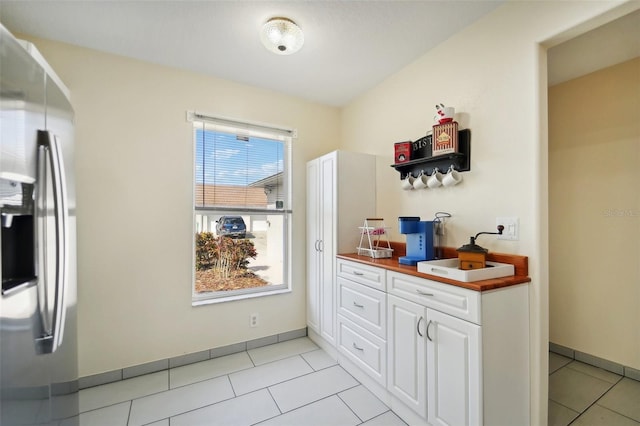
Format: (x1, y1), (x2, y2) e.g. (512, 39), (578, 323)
(337, 246), (530, 292)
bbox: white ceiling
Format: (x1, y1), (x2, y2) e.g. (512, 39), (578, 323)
(0, 1), (504, 106)
(1, 2), (638, 106)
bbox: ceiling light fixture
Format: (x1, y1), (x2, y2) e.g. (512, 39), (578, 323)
(260, 17), (304, 55)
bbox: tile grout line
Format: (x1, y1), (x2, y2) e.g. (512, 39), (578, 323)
(247, 349), (257, 367)
(257, 362), (369, 420)
(266, 386), (284, 416)
(552, 362), (628, 426)
(568, 374), (632, 423)
(550, 345), (636, 379)
(154, 351), (307, 394)
(299, 351), (316, 371)
(336, 389), (366, 424)
(226, 374), (237, 398)
(570, 401), (640, 426)
(563, 360), (625, 384)
(119, 374), (238, 425)
(247, 345), (320, 368)
(126, 399), (132, 426)
(556, 361), (620, 400)
(548, 399), (580, 417)
(235, 356), (339, 397)
(373, 410), (408, 426)
(163, 391), (239, 424)
(265, 392), (355, 421)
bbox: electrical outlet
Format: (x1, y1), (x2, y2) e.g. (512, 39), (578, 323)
(496, 217), (519, 241)
(250, 313), (259, 327)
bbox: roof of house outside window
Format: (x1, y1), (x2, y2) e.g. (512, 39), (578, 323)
(195, 184), (267, 208)
(247, 172), (282, 189)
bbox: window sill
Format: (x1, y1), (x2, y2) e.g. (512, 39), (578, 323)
(191, 286), (291, 306)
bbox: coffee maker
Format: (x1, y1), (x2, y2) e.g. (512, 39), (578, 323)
(398, 216), (437, 266)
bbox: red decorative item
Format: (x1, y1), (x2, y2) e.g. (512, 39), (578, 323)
(394, 141), (412, 163)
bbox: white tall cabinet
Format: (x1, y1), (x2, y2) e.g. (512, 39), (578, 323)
(306, 151), (376, 352)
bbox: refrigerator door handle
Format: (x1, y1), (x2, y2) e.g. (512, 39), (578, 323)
(35, 130), (69, 354)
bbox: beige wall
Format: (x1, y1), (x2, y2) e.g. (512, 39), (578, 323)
(549, 58), (640, 369)
(19, 36), (341, 378)
(340, 2), (638, 424)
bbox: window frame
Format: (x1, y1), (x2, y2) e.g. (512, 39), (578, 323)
(188, 112), (294, 305)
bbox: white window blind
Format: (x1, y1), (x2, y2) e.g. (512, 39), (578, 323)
(190, 113), (292, 213)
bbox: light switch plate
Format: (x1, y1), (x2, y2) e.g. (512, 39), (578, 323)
(497, 217), (519, 241)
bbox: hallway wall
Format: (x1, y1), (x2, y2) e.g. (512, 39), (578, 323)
(549, 57), (640, 369)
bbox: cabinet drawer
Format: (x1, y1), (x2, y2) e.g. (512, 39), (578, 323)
(337, 315), (386, 386)
(337, 259), (386, 291)
(337, 277), (386, 339)
(387, 271), (481, 324)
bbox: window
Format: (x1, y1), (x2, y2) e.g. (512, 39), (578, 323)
(189, 112), (293, 304)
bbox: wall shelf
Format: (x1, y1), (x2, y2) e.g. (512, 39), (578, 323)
(391, 129), (470, 179)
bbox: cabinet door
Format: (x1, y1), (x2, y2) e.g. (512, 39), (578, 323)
(306, 159), (320, 333)
(427, 308), (482, 426)
(387, 295), (427, 418)
(319, 153), (336, 345)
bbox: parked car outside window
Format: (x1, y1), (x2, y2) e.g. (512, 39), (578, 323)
(215, 216), (247, 238)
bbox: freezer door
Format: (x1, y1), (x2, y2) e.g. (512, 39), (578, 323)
(43, 55), (79, 424)
(36, 129), (78, 422)
(1, 24), (78, 425)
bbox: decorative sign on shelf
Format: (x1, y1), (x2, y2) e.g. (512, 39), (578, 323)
(412, 134), (432, 159)
(432, 121), (459, 156)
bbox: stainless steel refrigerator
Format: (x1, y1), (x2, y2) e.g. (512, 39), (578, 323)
(1, 24), (79, 425)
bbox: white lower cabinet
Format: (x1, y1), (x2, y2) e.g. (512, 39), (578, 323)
(387, 294), (482, 425)
(333, 259), (530, 426)
(337, 315), (386, 386)
(336, 260), (387, 386)
(427, 308), (481, 426)
(387, 294), (427, 418)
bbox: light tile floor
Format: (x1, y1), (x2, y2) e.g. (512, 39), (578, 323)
(549, 352), (640, 426)
(65, 338), (407, 426)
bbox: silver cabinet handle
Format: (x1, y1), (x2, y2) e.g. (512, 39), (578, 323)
(353, 301), (364, 308)
(417, 316), (424, 337)
(318, 239), (323, 252)
(352, 342), (364, 351)
(353, 271), (364, 276)
(416, 289), (434, 297)
(35, 130), (69, 354)
(426, 320), (433, 342)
